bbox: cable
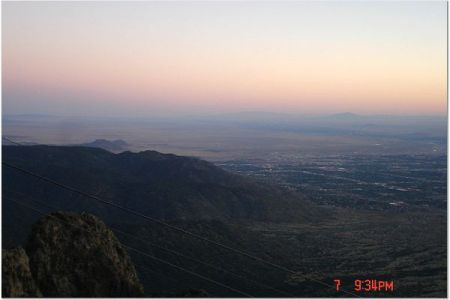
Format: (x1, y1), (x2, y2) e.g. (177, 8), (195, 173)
(113, 228), (295, 297)
(13, 193), (295, 297)
(137, 266), (181, 285)
(4, 196), (254, 298)
(123, 245), (254, 298)
(3, 136), (23, 146)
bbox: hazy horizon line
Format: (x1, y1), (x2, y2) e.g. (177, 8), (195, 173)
(3, 111), (448, 120)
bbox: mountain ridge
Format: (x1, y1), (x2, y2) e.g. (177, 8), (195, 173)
(3, 145), (325, 247)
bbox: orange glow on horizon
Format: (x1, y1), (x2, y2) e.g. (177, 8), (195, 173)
(2, 1), (447, 116)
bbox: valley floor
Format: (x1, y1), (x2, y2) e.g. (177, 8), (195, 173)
(243, 208), (446, 297)
(115, 208), (446, 297)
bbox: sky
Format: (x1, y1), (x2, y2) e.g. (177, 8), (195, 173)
(2, 1), (447, 117)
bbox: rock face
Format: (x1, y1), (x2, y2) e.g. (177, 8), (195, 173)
(2, 248), (42, 297)
(3, 212), (144, 297)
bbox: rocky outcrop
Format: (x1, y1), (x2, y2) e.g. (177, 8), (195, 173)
(3, 212), (144, 297)
(2, 248), (42, 297)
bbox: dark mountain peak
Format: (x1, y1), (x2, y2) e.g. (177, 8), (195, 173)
(120, 149), (180, 160)
(117, 149), (226, 175)
(3, 211), (144, 297)
(81, 139), (129, 152)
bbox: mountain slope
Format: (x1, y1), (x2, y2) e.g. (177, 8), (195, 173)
(3, 145), (322, 225)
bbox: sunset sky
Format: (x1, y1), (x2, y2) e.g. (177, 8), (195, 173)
(2, 1), (447, 117)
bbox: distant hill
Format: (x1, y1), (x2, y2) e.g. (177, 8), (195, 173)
(328, 112), (362, 120)
(197, 111), (300, 123)
(80, 139), (129, 152)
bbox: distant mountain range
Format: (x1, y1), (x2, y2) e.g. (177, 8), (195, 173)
(327, 112), (361, 120)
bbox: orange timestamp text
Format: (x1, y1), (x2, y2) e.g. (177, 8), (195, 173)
(334, 279), (394, 292)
